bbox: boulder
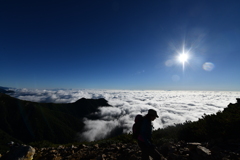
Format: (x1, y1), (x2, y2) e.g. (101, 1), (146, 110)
(0, 144), (35, 160)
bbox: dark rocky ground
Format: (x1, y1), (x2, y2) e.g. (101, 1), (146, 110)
(1, 140), (240, 160)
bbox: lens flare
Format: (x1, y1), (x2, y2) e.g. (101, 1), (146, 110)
(165, 60), (173, 67)
(203, 62), (215, 71)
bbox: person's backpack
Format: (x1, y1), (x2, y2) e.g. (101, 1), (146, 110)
(132, 114), (144, 140)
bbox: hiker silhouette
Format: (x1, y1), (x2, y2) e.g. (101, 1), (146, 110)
(136, 109), (166, 160)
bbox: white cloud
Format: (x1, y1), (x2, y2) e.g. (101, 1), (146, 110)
(78, 119), (120, 141)
(8, 89), (240, 141)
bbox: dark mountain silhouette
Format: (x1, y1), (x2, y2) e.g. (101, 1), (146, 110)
(2, 99), (240, 160)
(0, 86), (14, 94)
(153, 98), (240, 144)
(0, 93), (111, 146)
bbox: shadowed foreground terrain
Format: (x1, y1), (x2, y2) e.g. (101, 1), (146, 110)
(0, 92), (111, 152)
(0, 90), (240, 159)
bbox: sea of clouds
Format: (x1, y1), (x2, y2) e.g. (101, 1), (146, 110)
(9, 88), (240, 141)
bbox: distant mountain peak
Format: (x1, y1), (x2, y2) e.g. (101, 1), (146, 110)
(0, 86), (14, 94)
(74, 97), (110, 106)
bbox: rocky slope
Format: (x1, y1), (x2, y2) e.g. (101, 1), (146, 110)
(1, 139), (240, 160)
(33, 141), (240, 160)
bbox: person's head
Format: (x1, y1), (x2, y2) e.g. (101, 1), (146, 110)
(147, 109), (159, 121)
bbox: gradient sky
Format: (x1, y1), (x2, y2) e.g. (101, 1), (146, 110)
(1, 0), (240, 91)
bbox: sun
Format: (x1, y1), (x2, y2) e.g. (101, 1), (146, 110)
(177, 52), (189, 72)
(178, 53), (189, 63)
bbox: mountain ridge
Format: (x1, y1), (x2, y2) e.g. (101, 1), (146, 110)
(0, 93), (111, 146)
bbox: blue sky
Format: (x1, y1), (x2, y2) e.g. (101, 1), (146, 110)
(1, 0), (240, 91)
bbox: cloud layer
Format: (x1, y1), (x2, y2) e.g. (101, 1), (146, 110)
(9, 89), (240, 141)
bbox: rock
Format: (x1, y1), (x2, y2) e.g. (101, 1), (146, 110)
(94, 144), (99, 149)
(79, 144), (87, 149)
(102, 154), (106, 158)
(187, 142), (201, 149)
(196, 146), (211, 156)
(186, 143), (213, 160)
(2, 140), (237, 160)
(71, 145), (77, 149)
(0, 144), (35, 160)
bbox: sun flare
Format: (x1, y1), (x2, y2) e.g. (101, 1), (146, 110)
(177, 52), (189, 72)
(178, 53), (189, 63)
